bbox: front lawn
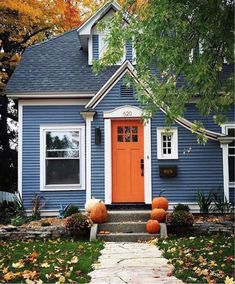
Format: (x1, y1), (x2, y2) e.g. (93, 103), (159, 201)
(158, 234), (234, 284)
(0, 238), (103, 283)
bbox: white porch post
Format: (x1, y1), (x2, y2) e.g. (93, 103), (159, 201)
(221, 144), (229, 201)
(219, 136), (233, 202)
(80, 111), (96, 202)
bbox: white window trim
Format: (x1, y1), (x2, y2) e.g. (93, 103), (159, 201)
(40, 125), (85, 191)
(103, 105), (152, 204)
(157, 127), (178, 160)
(222, 123), (235, 189)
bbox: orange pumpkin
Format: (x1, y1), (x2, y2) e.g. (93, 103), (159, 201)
(146, 219), (160, 234)
(152, 197), (169, 210)
(90, 202), (108, 224)
(151, 208), (166, 222)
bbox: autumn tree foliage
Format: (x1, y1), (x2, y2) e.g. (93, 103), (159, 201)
(0, 0), (105, 192)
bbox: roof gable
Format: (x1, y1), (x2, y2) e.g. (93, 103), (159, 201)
(77, 1), (121, 50)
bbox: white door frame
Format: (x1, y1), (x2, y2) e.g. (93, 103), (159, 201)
(103, 105), (152, 204)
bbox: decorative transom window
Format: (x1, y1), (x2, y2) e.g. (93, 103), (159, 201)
(157, 128), (178, 159)
(117, 126), (138, 142)
(40, 126), (85, 190)
(223, 125), (235, 186)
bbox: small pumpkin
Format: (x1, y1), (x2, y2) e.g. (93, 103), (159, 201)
(152, 196), (169, 211)
(90, 202), (108, 224)
(85, 198), (101, 213)
(146, 219), (160, 234)
(151, 208), (166, 222)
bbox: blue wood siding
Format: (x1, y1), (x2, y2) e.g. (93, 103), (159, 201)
(91, 77), (233, 203)
(126, 42), (132, 62)
(22, 105), (86, 210)
(92, 35), (99, 60)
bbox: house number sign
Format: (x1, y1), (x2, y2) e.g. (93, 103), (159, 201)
(123, 111), (132, 117)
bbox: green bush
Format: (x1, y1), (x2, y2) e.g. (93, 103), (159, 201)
(174, 203), (190, 212)
(166, 211), (194, 227)
(65, 213), (93, 235)
(41, 220), (51, 226)
(196, 190), (213, 213)
(0, 197), (26, 225)
(64, 204), (80, 218)
(10, 216), (27, 226)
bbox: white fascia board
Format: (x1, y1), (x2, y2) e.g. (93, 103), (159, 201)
(19, 99), (90, 106)
(7, 92), (94, 99)
(77, 1), (121, 36)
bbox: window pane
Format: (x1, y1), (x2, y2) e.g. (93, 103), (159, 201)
(117, 135), (123, 142)
(117, 127), (123, 134)
(46, 131), (79, 150)
(46, 159), (80, 185)
(229, 156), (235, 182)
(132, 127), (138, 133)
(229, 147), (235, 155)
(228, 128), (235, 137)
(46, 150), (79, 158)
(132, 135), (138, 142)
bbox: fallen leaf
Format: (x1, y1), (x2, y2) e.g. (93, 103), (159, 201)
(2, 267), (8, 273)
(59, 275), (65, 283)
(41, 262), (50, 268)
(225, 276), (234, 284)
(3, 272), (15, 281)
(70, 256), (79, 264)
(12, 259), (25, 268)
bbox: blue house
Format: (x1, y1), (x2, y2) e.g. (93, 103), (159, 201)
(5, 2), (234, 215)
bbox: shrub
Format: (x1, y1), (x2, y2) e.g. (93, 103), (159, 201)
(32, 193), (46, 220)
(174, 203), (190, 212)
(10, 216), (27, 226)
(64, 204), (80, 218)
(166, 211), (194, 227)
(196, 190), (213, 213)
(0, 197), (26, 225)
(65, 213), (93, 235)
(41, 220), (51, 226)
(212, 193), (232, 214)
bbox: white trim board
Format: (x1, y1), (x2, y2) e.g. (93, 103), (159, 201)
(104, 105), (152, 204)
(18, 102), (23, 198)
(19, 99), (89, 105)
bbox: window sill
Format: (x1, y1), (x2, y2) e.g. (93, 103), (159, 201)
(158, 156), (178, 160)
(40, 187), (85, 191)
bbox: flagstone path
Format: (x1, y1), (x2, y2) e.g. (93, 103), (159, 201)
(89, 242), (184, 284)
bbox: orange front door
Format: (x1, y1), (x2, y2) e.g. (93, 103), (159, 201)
(112, 120), (144, 203)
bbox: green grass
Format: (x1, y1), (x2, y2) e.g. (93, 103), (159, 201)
(158, 234), (234, 283)
(0, 238), (103, 283)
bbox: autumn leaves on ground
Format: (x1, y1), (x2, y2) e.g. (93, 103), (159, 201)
(0, 239), (103, 283)
(158, 234), (234, 284)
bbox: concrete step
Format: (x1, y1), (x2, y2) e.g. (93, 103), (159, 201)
(97, 232), (160, 242)
(107, 211), (151, 222)
(98, 221), (146, 233)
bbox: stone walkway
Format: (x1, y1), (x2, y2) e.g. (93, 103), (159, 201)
(89, 242), (184, 284)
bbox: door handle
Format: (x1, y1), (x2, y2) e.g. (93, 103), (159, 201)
(140, 159), (144, 176)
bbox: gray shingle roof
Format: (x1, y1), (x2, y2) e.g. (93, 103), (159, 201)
(5, 29), (119, 95)
(5, 27), (233, 96)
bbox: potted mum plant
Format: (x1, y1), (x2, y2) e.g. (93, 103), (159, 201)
(166, 203), (194, 234)
(65, 213), (93, 239)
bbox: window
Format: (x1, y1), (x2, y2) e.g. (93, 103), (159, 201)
(157, 128), (178, 159)
(40, 126), (85, 190)
(223, 125), (235, 186)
